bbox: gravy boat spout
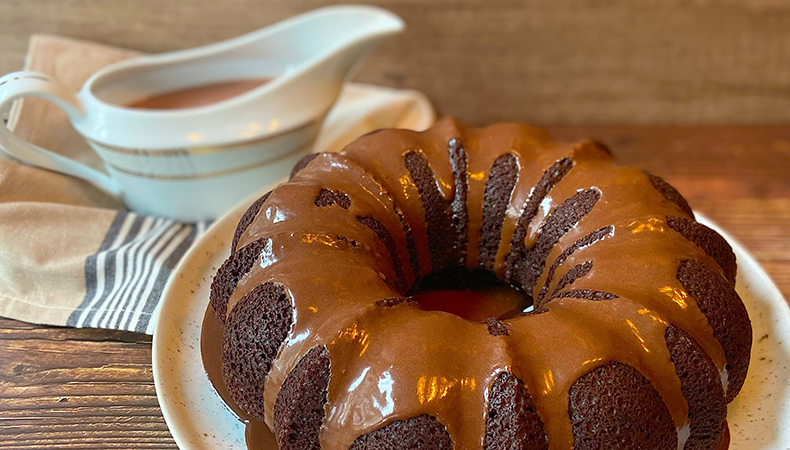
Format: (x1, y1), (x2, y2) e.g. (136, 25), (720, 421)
(253, 5), (408, 133)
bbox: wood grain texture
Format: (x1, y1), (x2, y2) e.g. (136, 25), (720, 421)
(0, 0), (788, 124)
(0, 125), (787, 448)
(0, 318), (174, 449)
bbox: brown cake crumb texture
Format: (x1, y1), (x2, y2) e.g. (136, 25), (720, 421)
(274, 345), (331, 450)
(209, 237), (267, 325)
(405, 151), (458, 272)
(395, 205), (421, 279)
(569, 361), (676, 450)
(647, 173), (695, 219)
(667, 216), (737, 283)
(665, 324), (727, 450)
(447, 137), (469, 266)
(517, 189), (601, 294)
(677, 259), (751, 401)
(506, 157), (574, 285)
(315, 188), (352, 209)
(375, 297), (415, 308)
(359, 216), (409, 294)
(552, 289), (619, 301)
(484, 372), (549, 450)
(231, 191), (271, 253)
(551, 261), (593, 297)
(537, 226), (613, 304)
(479, 154), (519, 270)
(485, 317), (510, 336)
(349, 415), (453, 450)
(221, 282), (292, 422)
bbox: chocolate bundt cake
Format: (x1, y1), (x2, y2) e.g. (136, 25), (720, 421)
(207, 117), (751, 449)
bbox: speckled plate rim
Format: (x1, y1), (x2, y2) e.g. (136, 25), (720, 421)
(152, 203), (790, 450)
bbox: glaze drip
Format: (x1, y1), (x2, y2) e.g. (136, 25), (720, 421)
(536, 225), (613, 305)
(504, 157), (575, 286)
(479, 154), (519, 270)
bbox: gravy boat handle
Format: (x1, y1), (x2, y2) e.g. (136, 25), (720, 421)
(0, 71), (123, 197)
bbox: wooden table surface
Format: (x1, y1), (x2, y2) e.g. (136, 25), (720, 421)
(1, 125), (788, 449)
(1, 0), (788, 125)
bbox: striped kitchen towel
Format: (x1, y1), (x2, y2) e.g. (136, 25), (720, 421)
(67, 214), (210, 334)
(0, 35), (434, 334)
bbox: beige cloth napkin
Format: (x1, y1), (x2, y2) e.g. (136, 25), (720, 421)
(0, 35), (434, 334)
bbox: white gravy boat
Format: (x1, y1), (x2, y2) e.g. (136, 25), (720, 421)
(0, 5), (404, 220)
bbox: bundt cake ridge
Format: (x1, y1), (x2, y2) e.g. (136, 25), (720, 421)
(207, 117), (750, 449)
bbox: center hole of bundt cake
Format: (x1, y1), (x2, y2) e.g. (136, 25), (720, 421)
(409, 266), (532, 322)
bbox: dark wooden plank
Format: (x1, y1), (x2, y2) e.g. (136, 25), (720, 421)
(0, 125), (787, 448)
(0, 317), (175, 448)
(0, 0), (787, 124)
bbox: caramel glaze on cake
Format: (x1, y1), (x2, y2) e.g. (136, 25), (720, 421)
(207, 117), (751, 450)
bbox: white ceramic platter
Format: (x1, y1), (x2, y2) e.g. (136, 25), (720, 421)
(153, 198), (790, 450)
